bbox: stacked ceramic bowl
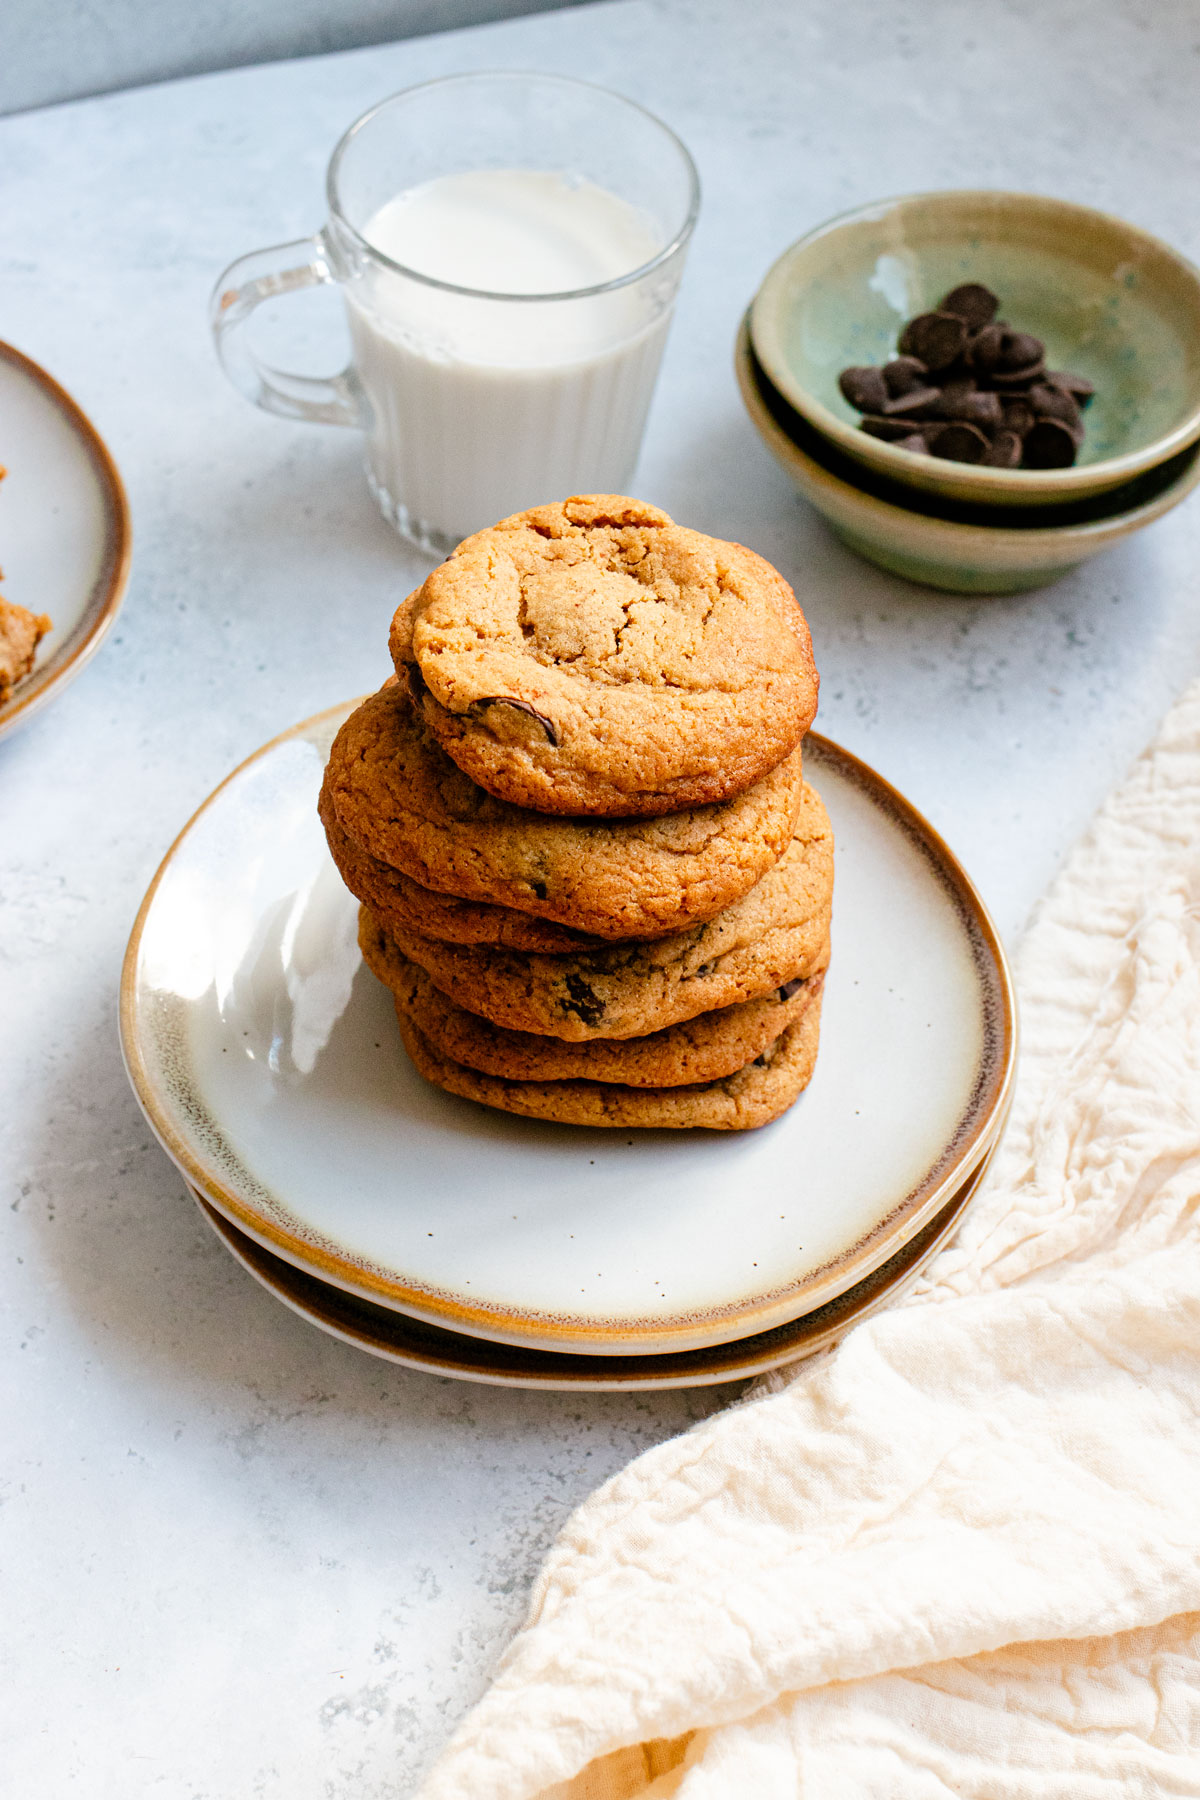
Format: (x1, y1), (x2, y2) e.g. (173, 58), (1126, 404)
(741, 191), (1200, 593)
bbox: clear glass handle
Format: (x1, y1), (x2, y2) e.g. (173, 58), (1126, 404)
(209, 231), (364, 427)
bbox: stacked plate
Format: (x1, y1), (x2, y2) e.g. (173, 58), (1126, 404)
(742, 191), (1200, 593)
(120, 703), (1016, 1392)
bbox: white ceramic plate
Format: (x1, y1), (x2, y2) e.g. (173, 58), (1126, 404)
(0, 341), (131, 739)
(189, 1142), (998, 1390)
(121, 703), (1015, 1356)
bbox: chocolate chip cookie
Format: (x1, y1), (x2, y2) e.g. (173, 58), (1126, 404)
(325, 683), (807, 942)
(319, 771), (601, 953)
(390, 494), (818, 816)
(360, 913), (823, 1086)
(394, 990), (824, 1130)
(371, 782), (834, 1040)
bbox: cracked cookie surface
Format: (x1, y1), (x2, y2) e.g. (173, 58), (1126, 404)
(394, 991), (825, 1130)
(389, 494), (818, 816)
(360, 913), (824, 1085)
(373, 783), (834, 1040)
(324, 683), (807, 941)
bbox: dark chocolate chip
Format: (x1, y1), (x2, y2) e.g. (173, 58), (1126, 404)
(990, 359), (1046, 388)
(926, 421), (991, 464)
(881, 355), (928, 398)
(995, 328), (1044, 372)
(958, 390), (1003, 428)
(839, 366), (889, 413)
(937, 283), (999, 330)
(471, 696), (559, 745)
(983, 430), (1023, 468)
(777, 977), (806, 1001)
(881, 385), (942, 416)
(898, 311), (969, 371)
(930, 380), (1002, 426)
(1029, 382), (1082, 428)
(928, 377), (977, 418)
(1046, 369), (1095, 407)
(966, 323), (1006, 374)
(936, 356), (975, 384)
(1000, 396), (1036, 437)
(894, 433), (929, 454)
(860, 414), (923, 440)
(561, 973), (606, 1027)
(968, 325), (1043, 381)
(1021, 419), (1078, 468)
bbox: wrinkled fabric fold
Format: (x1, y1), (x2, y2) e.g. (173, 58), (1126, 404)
(418, 678), (1200, 1800)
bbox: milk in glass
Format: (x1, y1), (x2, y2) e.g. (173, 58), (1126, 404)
(344, 169), (670, 545)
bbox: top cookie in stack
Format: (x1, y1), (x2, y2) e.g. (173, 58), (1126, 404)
(321, 494), (831, 1132)
(390, 493), (818, 815)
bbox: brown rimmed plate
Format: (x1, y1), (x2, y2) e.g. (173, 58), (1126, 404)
(189, 1137), (997, 1390)
(120, 701), (1016, 1357)
(0, 341), (131, 739)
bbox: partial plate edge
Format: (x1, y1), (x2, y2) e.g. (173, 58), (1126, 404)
(0, 340), (133, 740)
(191, 1137), (997, 1391)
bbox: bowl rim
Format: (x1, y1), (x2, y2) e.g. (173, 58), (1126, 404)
(749, 187), (1200, 501)
(736, 314), (1200, 552)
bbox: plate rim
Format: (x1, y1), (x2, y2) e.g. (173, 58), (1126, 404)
(190, 1137), (999, 1391)
(120, 701), (1018, 1354)
(0, 339), (132, 741)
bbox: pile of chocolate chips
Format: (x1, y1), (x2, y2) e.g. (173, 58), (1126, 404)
(837, 284), (1094, 469)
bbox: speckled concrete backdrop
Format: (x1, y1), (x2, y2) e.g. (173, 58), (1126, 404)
(4, 0), (1200, 1794)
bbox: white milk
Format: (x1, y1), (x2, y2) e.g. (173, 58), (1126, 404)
(343, 169), (671, 547)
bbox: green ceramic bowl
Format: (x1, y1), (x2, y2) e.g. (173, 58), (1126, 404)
(749, 190), (1200, 509)
(735, 318), (1200, 594)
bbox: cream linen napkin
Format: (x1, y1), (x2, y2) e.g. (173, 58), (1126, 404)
(418, 677), (1200, 1800)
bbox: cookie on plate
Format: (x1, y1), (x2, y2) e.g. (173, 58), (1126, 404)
(319, 771), (600, 953)
(324, 683), (806, 942)
(361, 917), (824, 1086)
(370, 781), (834, 1040)
(394, 990), (825, 1131)
(390, 494), (818, 816)
(0, 596), (52, 705)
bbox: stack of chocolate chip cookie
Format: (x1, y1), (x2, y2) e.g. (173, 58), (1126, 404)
(320, 495), (833, 1131)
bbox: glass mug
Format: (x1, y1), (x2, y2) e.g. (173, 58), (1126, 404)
(211, 72), (700, 554)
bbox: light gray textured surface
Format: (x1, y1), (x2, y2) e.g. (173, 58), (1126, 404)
(3, 0), (1200, 1794)
(0, 0), (594, 115)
